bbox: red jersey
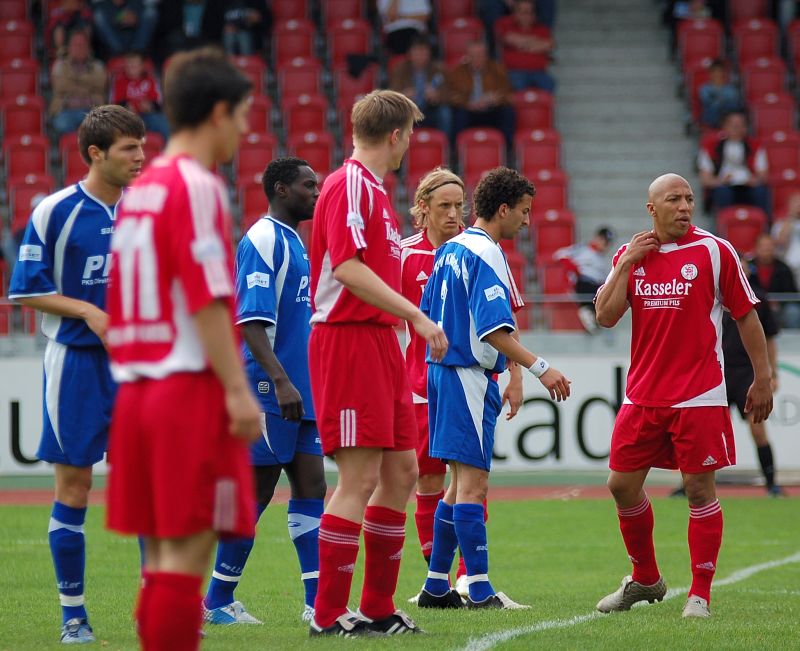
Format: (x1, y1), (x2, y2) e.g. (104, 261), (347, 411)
(495, 17), (552, 71)
(400, 229), (524, 402)
(310, 159), (403, 326)
(607, 225), (758, 408)
(107, 154), (236, 381)
(111, 72), (162, 114)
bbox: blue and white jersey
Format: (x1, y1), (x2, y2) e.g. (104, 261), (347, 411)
(236, 216), (314, 420)
(421, 227), (516, 373)
(9, 182), (117, 348)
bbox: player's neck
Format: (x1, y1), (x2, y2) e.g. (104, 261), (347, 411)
(426, 228), (448, 248)
(164, 131), (217, 169)
(472, 218), (501, 242)
(269, 207), (299, 231)
(350, 147), (389, 180)
(83, 170), (122, 206)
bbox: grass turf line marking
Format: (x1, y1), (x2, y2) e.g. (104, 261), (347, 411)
(458, 551), (800, 651)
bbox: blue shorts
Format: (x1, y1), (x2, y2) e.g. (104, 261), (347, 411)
(251, 413), (322, 466)
(427, 364), (501, 471)
(38, 341), (116, 467)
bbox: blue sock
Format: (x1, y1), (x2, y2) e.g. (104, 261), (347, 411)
(423, 501), (458, 596)
(204, 503), (267, 609)
(137, 536), (145, 569)
(287, 498), (324, 608)
(48, 501), (88, 624)
(454, 503), (494, 602)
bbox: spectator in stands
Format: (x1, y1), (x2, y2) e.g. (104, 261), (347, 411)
(389, 34), (452, 137)
(50, 30), (108, 136)
(377, 0), (432, 56)
(91, 0), (160, 58)
(673, 0), (712, 20)
(447, 39), (516, 149)
(221, 0), (266, 56)
(494, 0), (555, 93)
(697, 110), (770, 217)
(772, 193), (800, 287)
(698, 60), (741, 130)
(110, 50), (170, 141)
(750, 233), (800, 328)
(554, 226), (615, 334)
(47, 0), (93, 59)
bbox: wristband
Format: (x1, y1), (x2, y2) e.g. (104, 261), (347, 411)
(528, 358), (550, 378)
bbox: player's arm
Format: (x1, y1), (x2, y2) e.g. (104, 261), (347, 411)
(735, 308), (773, 424)
(14, 295), (108, 346)
(193, 300), (262, 441)
(767, 336), (778, 392)
(483, 328), (570, 402)
(240, 320), (304, 421)
(334, 256), (448, 361)
(501, 318), (524, 419)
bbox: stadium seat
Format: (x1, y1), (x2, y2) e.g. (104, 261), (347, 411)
(0, 0), (26, 21)
(537, 261), (583, 331)
(271, 0), (308, 21)
(750, 94), (797, 137)
(407, 128), (449, 179)
(337, 94), (357, 148)
(716, 205), (767, 255)
(59, 132), (85, 185)
(741, 57), (787, 102)
(762, 130), (800, 170)
(769, 168), (800, 216)
(297, 219), (312, 247)
(516, 128), (560, 174)
(383, 171), (397, 212)
(729, 0), (770, 25)
(0, 57), (38, 97)
(512, 89), (554, 131)
(142, 131), (164, 160)
(106, 54), (155, 79)
(329, 18), (372, 68)
(683, 57), (714, 123)
(505, 250), (530, 329)
(287, 130), (335, 176)
(323, 0), (365, 27)
(282, 93), (328, 137)
(530, 208), (574, 260)
(277, 57), (323, 99)
(4, 133), (48, 178)
(0, 94), (44, 135)
(440, 17), (484, 65)
(334, 63), (378, 107)
(273, 18), (316, 65)
(530, 169), (568, 212)
(236, 131), (279, 179)
(677, 19), (724, 66)
(238, 174), (270, 230)
(457, 127), (506, 176)
(788, 20), (800, 73)
(230, 55), (268, 96)
(733, 18), (779, 64)
(0, 20), (33, 63)
(434, 0), (475, 25)
(8, 173), (55, 236)
(248, 95), (272, 134)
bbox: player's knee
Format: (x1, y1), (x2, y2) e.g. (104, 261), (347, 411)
(418, 473), (446, 494)
(683, 477), (715, 507)
(607, 476), (636, 504)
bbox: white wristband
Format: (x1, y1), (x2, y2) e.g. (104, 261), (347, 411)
(528, 358), (550, 378)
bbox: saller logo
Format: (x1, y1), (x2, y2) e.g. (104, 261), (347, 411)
(634, 278), (693, 296)
(484, 285), (506, 302)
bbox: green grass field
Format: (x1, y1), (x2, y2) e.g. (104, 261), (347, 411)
(1, 497), (798, 650)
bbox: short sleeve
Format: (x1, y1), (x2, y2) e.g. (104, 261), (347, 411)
(718, 239), (759, 319)
(8, 204), (57, 299)
(235, 233), (278, 326)
(470, 255), (515, 340)
(324, 167), (371, 269)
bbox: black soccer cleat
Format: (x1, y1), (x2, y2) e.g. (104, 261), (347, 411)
(360, 609), (424, 635)
(417, 588), (465, 609)
(309, 613), (372, 637)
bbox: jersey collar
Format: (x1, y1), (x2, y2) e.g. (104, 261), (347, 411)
(345, 158), (383, 185)
(77, 181), (118, 220)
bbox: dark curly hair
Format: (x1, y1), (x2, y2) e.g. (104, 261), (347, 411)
(261, 157), (311, 201)
(473, 167), (536, 221)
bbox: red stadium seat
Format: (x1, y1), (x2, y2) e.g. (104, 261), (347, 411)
(230, 55), (268, 96)
(741, 57), (787, 102)
(277, 57), (323, 99)
(762, 130), (800, 170)
(733, 18), (779, 64)
(537, 261), (583, 331)
(0, 94), (44, 135)
(238, 175), (270, 230)
(273, 19), (316, 65)
(729, 0), (769, 24)
(505, 250), (530, 329)
(8, 173), (55, 235)
(716, 205), (767, 255)
(0, 57), (38, 97)
(337, 94), (358, 149)
(323, 0), (365, 27)
(677, 19), (724, 66)
(59, 132), (85, 185)
(235, 132), (279, 179)
(529, 169), (568, 211)
(457, 127), (505, 175)
(329, 18), (371, 68)
(0, 0), (26, 21)
(440, 17), (484, 65)
(334, 63), (378, 106)
(271, 0), (308, 21)
(769, 168), (800, 215)
(789, 20), (800, 73)
(248, 95), (272, 134)
(530, 208), (574, 260)
(750, 94), (797, 137)
(297, 219), (312, 247)
(0, 20), (33, 63)
(282, 93), (328, 137)
(142, 131), (164, 160)
(4, 133), (48, 178)
(0, 304), (37, 335)
(512, 89), (554, 131)
(407, 128), (449, 178)
(683, 57), (714, 123)
(434, 0), (475, 25)
(515, 128), (560, 174)
(287, 130), (335, 176)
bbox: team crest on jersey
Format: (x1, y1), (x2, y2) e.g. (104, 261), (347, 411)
(633, 266), (646, 277)
(257, 381), (270, 394)
(484, 284), (506, 302)
(681, 263), (698, 280)
(18, 244), (42, 262)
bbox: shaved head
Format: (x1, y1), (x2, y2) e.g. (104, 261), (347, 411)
(648, 173), (690, 201)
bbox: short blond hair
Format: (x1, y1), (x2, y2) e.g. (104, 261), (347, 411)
(351, 90), (424, 145)
(410, 167), (466, 230)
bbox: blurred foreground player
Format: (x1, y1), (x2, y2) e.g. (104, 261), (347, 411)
(9, 105), (145, 644)
(105, 49), (262, 650)
(419, 167), (570, 609)
(594, 173), (772, 618)
(204, 158), (326, 624)
(308, 90), (448, 636)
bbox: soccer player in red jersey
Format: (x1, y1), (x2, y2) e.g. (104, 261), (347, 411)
(104, 48), (262, 650)
(594, 173), (773, 618)
(307, 90), (448, 637)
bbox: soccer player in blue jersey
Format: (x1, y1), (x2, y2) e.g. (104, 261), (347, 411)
(203, 157), (327, 625)
(8, 105), (145, 644)
(417, 167), (571, 609)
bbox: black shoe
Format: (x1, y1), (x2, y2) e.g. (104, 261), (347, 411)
(417, 588), (465, 609)
(767, 485), (787, 497)
(360, 609), (423, 635)
(465, 591), (530, 610)
(309, 613), (372, 637)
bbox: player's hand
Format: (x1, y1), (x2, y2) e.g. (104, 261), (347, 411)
(226, 386), (263, 442)
(84, 305), (109, 349)
(412, 313), (448, 362)
(620, 230), (660, 266)
(275, 377), (304, 421)
(539, 368), (571, 402)
(744, 376), (773, 424)
(502, 371), (523, 420)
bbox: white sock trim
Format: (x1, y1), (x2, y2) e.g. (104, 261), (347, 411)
(466, 574), (490, 585)
(211, 570), (241, 583)
(426, 570), (449, 581)
(48, 518), (85, 534)
(59, 593), (84, 607)
(301, 571), (319, 580)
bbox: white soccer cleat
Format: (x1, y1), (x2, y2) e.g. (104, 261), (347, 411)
(203, 600), (263, 625)
(682, 595), (711, 618)
(301, 604), (315, 623)
(407, 590), (421, 604)
(596, 575), (667, 613)
(454, 575), (469, 599)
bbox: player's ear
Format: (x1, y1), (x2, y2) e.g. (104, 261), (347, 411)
(87, 144), (104, 163)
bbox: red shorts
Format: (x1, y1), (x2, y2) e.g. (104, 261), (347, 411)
(610, 404), (736, 474)
(309, 323), (417, 455)
(106, 372), (256, 540)
(415, 403), (447, 476)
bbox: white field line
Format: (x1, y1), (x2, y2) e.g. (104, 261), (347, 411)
(458, 551), (800, 651)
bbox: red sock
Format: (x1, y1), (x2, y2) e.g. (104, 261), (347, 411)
(456, 500), (488, 579)
(617, 496), (660, 585)
(359, 505), (406, 621)
(688, 499), (723, 602)
(314, 514), (361, 628)
(415, 491), (443, 562)
(142, 572), (202, 651)
(134, 571), (152, 643)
